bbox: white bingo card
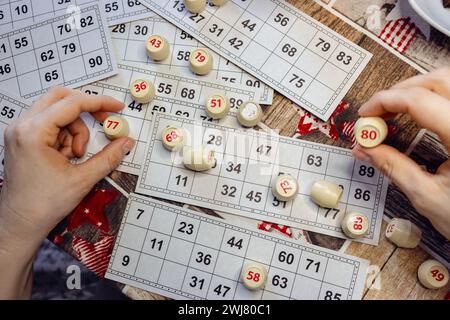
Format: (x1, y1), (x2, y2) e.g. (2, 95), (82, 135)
(139, 0), (372, 121)
(105, 193), (369, 300)
(0, 0), (154, 32)
(111, 16), (273, 104)
(79, 64), (256, 175)
(136, 113), (389, 245)
(0, 89), (29, 178)
(0, 4), (118, 99)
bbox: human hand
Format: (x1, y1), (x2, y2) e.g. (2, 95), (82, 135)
(353, 68), (450, 239)
(0, 87), (135, 244)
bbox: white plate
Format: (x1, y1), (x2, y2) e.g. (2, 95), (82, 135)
(409, 0), (450, 36)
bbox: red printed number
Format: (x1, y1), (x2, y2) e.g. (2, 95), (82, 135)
(431, 269), (445, 281)
(280, 179), (292, 194)
(353, 216), (363, 231)
(361, 129), (377, 140)
(195, 52), (206, 63)
(134, 81), (147, 93)
(165, 131), (178, 143)
(106, 120), (119, 130)
(386, 224), (395, 234)
(246, 271), (261, 283)
(150, 38), (161, 48)
(210, 99), (222, 108)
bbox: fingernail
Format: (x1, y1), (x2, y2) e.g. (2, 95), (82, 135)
(122, 138), (135, 155)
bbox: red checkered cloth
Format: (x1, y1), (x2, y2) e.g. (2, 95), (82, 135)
(295, 101), (350, 141)
(72, 234), (115, 278)
(378, 18), (417, 54)
(340, 121), (357, 147)
(258, 221), (293, 238)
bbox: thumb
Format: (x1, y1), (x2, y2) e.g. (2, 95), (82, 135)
(77, 137), (135, 187)
(352, 144), (432, 199)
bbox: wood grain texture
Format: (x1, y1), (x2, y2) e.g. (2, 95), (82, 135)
(363, 247), (450, 299)
(122, 285), (167, 300)
(346, 220), (397, 294)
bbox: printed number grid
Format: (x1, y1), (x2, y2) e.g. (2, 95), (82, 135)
(106, 63), (256, 116)
(140, 0), (372, 121)
(0, 0), (154, 32)
(0, 4), (117, 99)
(137, 113), (389, 245)
(0, 0), (92, 32)
(106, 194), (368, 300)
(79, 64), (256, 175)
(110, 16), (273, 104)
(0, 89), (29, 177)
(101, 0), (155, 26)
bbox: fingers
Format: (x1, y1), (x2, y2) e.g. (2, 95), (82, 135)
(91, 111), (110, 123)
(48, 118), (89, 158)
(56, 129), (75, 158)
(25, 87), (74, 118)
(358, 87), (450, 148)
(67, 118), (90, 158)
(352, 144), (434, 200)
(37, 92), (124, 128)
(76, 137), (135, 187)
(393, 68), (450, 99)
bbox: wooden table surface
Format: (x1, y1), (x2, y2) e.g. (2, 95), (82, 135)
(52, 0), (450, 300)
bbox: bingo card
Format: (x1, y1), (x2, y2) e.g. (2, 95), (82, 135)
(105, 193), (369, 300)
(136, 113), (389, 245)
(111, 16), (273, 104)
(0, 4), (118, 99)
(0, 88), (29, 178)
(79, 63), (257, 175)
(139, 0), (372, 121)
(0, 0), (154, 32)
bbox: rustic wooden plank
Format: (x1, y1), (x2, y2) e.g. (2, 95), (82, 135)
(109, 171), (137, 194)
(363, 246), (450, 300)
(122, 285), (168, 300)
(347, 220), (448, 300)
(408, 277), (450, 300)
(346, 220), (397, 294)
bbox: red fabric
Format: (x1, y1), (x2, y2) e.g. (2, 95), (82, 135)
(296, 102), (349, 141)
(258, 221), (293, 238)
(53, 234), (64, 246)
(72, 234), (115, 277)
(378, 18), (417, 54)
(339, 121), (357, 147)
(66, 188), (119, 233)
